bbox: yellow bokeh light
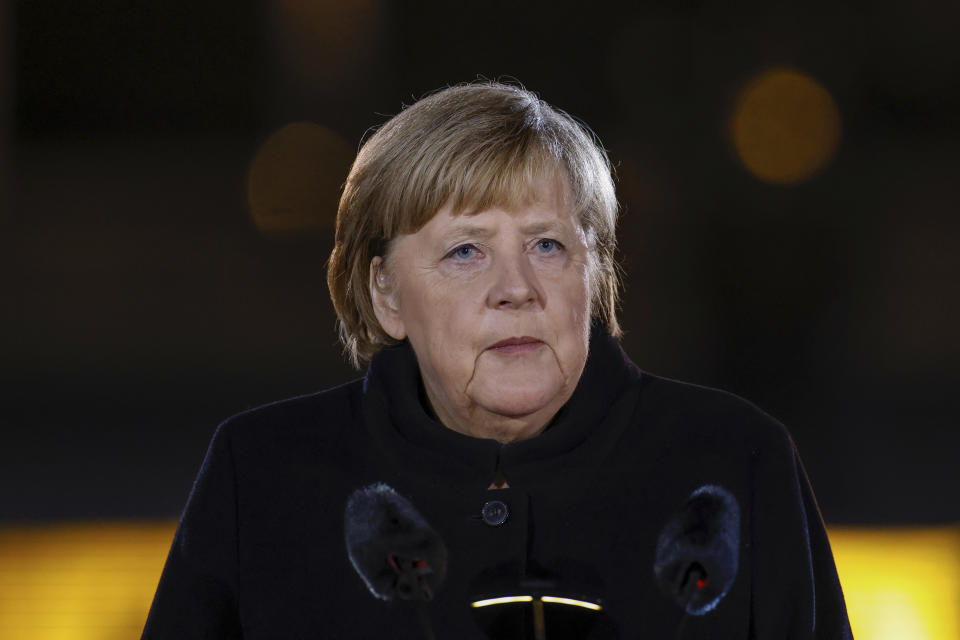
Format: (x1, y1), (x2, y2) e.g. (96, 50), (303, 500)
(730, 67), (842, 185)
(830, 526), (960, 640)
(0, 520), (176, 640)
(246, 122), (353, 233)
(0, 521), (957, 638)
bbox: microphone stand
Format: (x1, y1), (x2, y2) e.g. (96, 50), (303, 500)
(416, 603), (436, 640)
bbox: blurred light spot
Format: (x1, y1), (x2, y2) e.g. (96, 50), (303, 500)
(247, 122), (353, 233)
(730, 67), (841, 185)
(1, 520), (955, 639)
(830, 525), (960, 640)
(276, 0), (380, 58)
(274, 0), (383, 82)
(0, 520), (176, 640)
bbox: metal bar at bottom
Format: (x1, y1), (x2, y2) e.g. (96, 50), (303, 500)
(532, 598), (546, 640)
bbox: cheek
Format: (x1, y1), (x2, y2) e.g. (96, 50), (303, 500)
(408, 280), (478, 334)
(551, 267), (592, 356)
(549, 263), (592, 315)
(404, 281), (483, 377)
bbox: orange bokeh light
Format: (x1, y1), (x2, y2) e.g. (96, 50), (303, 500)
(730, 67), (842, 185)
(246, 122), (353, 233)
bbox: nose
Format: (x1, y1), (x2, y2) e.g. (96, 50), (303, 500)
(486, 251), (543, 310)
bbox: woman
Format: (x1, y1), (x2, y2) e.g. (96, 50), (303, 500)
(143, 82), (852, 639)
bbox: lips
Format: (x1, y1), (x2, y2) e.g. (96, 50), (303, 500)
(487, 336), (544, 353)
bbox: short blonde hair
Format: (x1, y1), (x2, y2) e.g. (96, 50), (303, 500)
(327, 81), (621, 367)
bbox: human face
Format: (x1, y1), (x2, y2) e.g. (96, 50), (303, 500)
(369, 180), (593, 443)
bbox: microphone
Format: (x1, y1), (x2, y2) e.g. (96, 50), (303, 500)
(344, 482), (448, 603)
(653, 484), (740, 616)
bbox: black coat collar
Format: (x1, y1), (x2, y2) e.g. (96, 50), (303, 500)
(361, 326), (643, 486)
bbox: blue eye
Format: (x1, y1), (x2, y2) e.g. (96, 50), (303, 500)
(535, 239), (563, 254)
(448, 244), (478, 260)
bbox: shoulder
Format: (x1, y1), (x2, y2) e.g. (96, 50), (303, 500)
(211, 377), (367, 458)
(634, 372), (795, 456)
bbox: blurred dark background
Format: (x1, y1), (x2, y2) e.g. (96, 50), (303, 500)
(2, 0), (958, 525)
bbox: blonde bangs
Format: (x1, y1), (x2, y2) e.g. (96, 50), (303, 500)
(424, 147), (569, 227)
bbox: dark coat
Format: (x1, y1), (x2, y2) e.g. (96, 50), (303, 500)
(142, 330), (852, 639)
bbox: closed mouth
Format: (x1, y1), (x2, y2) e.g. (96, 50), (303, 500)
(487, 336), (543, 350)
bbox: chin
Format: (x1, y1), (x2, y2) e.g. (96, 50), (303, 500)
(468, 348), (571, 417)
(472, 382), (563, 419)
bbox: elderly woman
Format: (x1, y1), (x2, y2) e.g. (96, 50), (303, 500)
(143, 83), (851, 639)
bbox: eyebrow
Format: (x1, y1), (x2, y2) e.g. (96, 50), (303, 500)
(443, 225), (497, 244)
(443, 221), (567, 244)
(519, 221), (565, 236)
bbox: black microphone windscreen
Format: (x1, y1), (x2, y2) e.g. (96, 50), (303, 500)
(344, 482), (448, 602)
(653, 484), (740, 615)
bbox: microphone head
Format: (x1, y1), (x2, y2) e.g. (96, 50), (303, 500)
(653, 484), (740, 615)
(344, 482), (448, 602)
